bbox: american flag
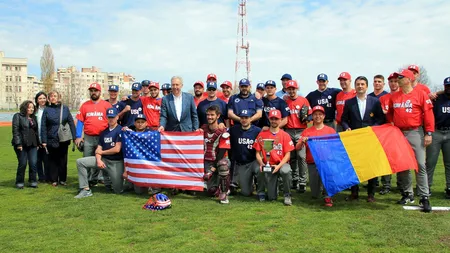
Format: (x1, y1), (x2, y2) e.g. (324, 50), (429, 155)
(123, 130), (205, 191)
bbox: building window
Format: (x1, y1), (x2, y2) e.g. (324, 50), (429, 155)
(18, 86), (22, 92)
(18, 76), (21, 82)
(15, 66), (20, 71)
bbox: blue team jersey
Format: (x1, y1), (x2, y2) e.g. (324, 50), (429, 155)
(306, 88), (341, 121)
(197, 98), (228, 127)
(368, 90), (388, 99)
(260, 97), (290, 127)
(118, 99), (143, 127)
(227, 93), (263, 125)
(229, 124), (261, 164)
(98, 125), (123, 160)
(433, 94), (450, 129)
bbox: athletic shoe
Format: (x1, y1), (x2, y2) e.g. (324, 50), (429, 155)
(88, 180), (98, 187)
(16, 183), (24, 189)
(445, 188), (450, 199)
(220, 196), (229, 204)
(51, 182), (58, 187)
(419, 197), (432, 213)
(367, 195), (375, 203)
(379, 187), (390, 195)
(59, 181), (67, 186)
(297, 185), (306, 193)
(324, 197), (333, 207)
(74, 189), (93, 199)
(230, 182), (239, 189)
(29, 182), (38, 188)
(397, 194), (414, 205)
(258, 194), (266, 202)
(284, 196), (292, 206)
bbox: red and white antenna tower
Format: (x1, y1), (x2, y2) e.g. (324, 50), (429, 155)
(234, 0), (250, 92)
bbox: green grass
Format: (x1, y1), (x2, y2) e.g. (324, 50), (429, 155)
(0, 126), (449, 253)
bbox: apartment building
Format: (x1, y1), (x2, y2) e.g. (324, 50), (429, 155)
(0, 51), (29, 110)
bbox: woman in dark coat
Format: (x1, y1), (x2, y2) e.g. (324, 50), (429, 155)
(41, 91), (76, 186)
(11, 100), (39, 189)
(35, 91), (49, 182)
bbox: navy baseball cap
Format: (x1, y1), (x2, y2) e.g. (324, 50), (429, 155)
(161, 83), (171, 90)
(141, 80), (151, 86)
(206, 82), (217, 90)
(131, 82), (142, 91)
(135, 114), (146, 121)
(444, 77), (450, 86)
(239, 110), (251, 117)
(317, 73), (328, 81)
(108, 85), (119, 92)
(239, 78), (250, 86)
(106, 107), (118, 118)
(265, 80), (276, 87)
(281, 73), (292, 80)
(256, 83), (265, 90)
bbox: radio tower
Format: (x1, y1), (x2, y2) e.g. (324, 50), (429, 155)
(234, 0), (250, 92)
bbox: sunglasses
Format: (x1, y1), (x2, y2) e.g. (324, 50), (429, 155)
(207, 88), (216, 91)
(397, 75), (405, 79)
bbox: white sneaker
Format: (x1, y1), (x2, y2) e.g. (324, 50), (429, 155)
(74, 189), (93, 199)
(284, 196), (292, 206)
(220, 196), (229, 204)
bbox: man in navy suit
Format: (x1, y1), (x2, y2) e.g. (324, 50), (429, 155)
(158, 76), (199, 132)
(341, 76), (385, 202)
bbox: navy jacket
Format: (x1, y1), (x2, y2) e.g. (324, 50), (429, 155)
(341, 95), (385, 130)
(160, 92), (199, 132)
(41, 103), (76, 148)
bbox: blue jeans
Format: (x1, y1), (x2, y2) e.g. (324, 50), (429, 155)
(15, 146), (38, 185)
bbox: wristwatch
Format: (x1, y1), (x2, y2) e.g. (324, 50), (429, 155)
(426, 132), (432, 136)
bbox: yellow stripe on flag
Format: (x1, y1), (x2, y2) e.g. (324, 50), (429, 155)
(339, 127), (391, 182)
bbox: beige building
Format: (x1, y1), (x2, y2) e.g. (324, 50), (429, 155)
(0, 51), (29, 110)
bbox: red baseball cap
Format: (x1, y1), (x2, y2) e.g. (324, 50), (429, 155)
(268, 109), (281, 119)
(193, 81), (204, 88)
(149, 81), (160, 89)
(88, 82), (101, 91)
(407, 65), (420, 74)
(206, 73), (217, 81)
(393, 69), (416, 81)
(285, 80), (298, 89)
(387, 73), (397, 80)
(312, 105), (325, 114)
(220, 81), (232, 89)
(338, 72), (351, 80)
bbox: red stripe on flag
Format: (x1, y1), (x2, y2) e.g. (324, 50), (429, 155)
(160, 140), (204, 145)
(127, 172), (204, 182)
(125, 162), (204, 173)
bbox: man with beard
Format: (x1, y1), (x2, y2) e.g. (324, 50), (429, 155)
(75, 83), (111, 186)
(141, 81), (162, 131)
(335, 72), (356, 132)
(105, 85), (121, 110)
(118, 82), (144, 127)
(368, 75), (388, 99)
(197, 82), (228, 127)
(253, 109), (295, 205)
(141, 80), (152, 97)
(259, 80), (290, 129)
(161, 83), (172, 97)
(202, 105), (231, 204)
(426, 77), (450, 199)
(193, 81), (207, 107)
(387, 69), (434, 213)
(217, 81), (233, 103)
(227, 78), (263, 126)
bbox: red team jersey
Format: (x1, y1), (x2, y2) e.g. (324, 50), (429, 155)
(140, 96), (161, 128)
(379, 93), (392, 112)
(217, 92), (230, 103)
(387, 88), (435, 132)
(203, 126), (230, 162)
(335, 90), (356, 123)
(253, 129), (294, 165)
(194, 93), (208, 107)
(285, 96), (311, 129)
(300, 126), (336, 164)
(414, 83), (431, 95)
(76, 100), (111, 136)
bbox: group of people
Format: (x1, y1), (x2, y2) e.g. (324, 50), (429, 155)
(11, 65), (450, 212)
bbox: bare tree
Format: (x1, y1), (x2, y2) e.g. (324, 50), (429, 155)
(40, 44), (55, 92)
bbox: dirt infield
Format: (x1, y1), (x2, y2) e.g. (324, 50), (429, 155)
(0, 122), (12, 127)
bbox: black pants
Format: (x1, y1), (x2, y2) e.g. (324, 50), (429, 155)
(47, 141), (70, 183)
(14, 146), (38, 185)
(351, 178), (377, 197)
(37, 147), (49, 181)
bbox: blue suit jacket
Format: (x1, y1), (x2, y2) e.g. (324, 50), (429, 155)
(160, 92), (199, 132)
(341, 95), (385, 130)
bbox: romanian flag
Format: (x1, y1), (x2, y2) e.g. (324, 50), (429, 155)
(307, 124), (418, 196)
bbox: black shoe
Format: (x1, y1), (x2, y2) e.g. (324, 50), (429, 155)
(446, 188), (450, 199)
(297, 185), (306, 193)
(397, 194), (414, 205)
(379, 188), (390, 195)
(89, 180), (98, 187)
(291, 181), (298, 190)
(345, 193), (359, 201)
(419, 197), (432, 213)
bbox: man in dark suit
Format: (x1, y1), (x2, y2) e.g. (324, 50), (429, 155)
(159, 76), (199, 132)
(341, 76), (385, 202)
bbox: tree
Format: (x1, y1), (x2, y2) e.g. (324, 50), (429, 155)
(401, 64), (430, 86)
(40, 44), (55, 92)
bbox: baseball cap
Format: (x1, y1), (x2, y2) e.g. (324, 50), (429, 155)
(206, 73), (217, 81)
(268, 109), (281, 119)
(444, 77), (450, 86)
(106, 107), (118, 118)
(131, 82), (142, 91)
(265, 80), (276, 87)
(141, 80), (151, 86)
(317, 73), (328, 81)
(220, 81), (232, 89)
(149, 81), (160, 89)
(387, 73), (397, 80)
(393, 69), (415, 81)
(256, 83), (265, 90)
(161, 83), (171, 90)
(286, 80), (298, 89)
(312, 105), (325, 114)
(135, 114), (146, 121)
(88, 82), (101, 91)
(206, 82), (217, 90)
(193, 81), (204, 88)
(239, 110), (251, 117)
(239, 78), (250, 86)
(108, 85), (119, 92)
(338, 72), (351, 80)
(281, 73), (292, 80)
(407, 65), (420, 74)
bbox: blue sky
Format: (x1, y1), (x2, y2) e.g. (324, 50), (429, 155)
(1, 0), (450, 92)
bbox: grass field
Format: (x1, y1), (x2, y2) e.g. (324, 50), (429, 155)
(0, 126), (449, 253)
